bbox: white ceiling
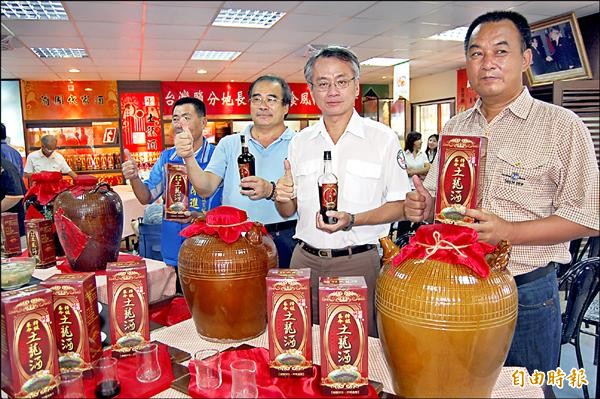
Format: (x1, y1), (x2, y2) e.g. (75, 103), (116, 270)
(1, 1), (598, 85)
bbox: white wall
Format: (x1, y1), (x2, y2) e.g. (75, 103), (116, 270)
(410, 69), (457, 104)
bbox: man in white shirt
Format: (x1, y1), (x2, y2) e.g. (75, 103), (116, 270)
(24, 134), (76, 179)
(275, 46), (411, 336)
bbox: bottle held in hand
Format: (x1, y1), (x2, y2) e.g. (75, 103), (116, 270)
(237, 135), (255, 190)
(318, 151), (338, 224)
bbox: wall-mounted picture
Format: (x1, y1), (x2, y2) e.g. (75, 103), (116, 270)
(526, 12), (592, 87)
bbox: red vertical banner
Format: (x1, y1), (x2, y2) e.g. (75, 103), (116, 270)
(456, 68), (479, 113)
(120, 92), (163, 179)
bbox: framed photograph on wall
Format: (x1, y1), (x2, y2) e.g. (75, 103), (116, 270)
(526, 13), (592, 87)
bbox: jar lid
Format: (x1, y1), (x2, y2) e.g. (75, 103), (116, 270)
(73, 175), (98, 187)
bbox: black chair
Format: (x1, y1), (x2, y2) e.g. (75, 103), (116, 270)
(558, 257), (599, 399)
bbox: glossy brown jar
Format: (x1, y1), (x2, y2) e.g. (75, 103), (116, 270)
(178, 223), (271, 343)
(53, 179), (123, 272)
(376, 236), (517, 398)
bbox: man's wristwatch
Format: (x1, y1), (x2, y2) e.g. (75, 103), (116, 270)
(343, 213), (355, 231)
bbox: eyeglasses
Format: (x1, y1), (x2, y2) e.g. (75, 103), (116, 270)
(250, 96), (281, 107)
(311, 77), (356, 92)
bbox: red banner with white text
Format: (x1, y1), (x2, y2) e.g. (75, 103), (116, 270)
(161, 82), (362, 117)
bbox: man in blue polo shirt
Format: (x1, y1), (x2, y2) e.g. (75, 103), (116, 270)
(174, 76), (297, 267)
(122, 97), (222, 291)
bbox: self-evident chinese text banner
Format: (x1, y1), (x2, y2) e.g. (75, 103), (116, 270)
(161, 81), (362, 117)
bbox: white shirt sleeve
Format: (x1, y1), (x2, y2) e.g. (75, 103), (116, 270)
(384, 134), (411, 201)
(55, 153), (73, 174)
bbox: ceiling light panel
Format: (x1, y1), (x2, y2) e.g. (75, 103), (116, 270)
(191, 50), (241, 61)
(426, 26), (468, 42)
(360, 57), (408, 67)
(1, 1), (68, 20)
(31, 48), (88, 58)
(212, 8), (286, 29)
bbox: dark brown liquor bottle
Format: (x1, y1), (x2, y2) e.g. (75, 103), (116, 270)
(318, 150), (338, 224)
(237, 135), (255, 190)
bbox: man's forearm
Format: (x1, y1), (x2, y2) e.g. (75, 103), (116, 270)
(510, 215), (598, 246)
(1, 195), (22, 212)
(276, 200), (297, 218)
(129, 177), (151, 204)
(355, 200), (405, 226)
(185, 157), (220, 197)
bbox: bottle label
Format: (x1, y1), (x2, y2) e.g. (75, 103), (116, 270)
(320, 183), (338, 209)
(239, 163), (252, 179)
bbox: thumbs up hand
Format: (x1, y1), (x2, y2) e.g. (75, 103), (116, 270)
(122, 149), (140, 180)
(275, 159), (295, 202)
(174, 128), (194, 160)
(405, 175), (434, 222)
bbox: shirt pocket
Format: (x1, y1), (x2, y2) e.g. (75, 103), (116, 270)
(343, 160), (382, 205)
(491, 149), (550, 205)
(295, 160), (320, 204)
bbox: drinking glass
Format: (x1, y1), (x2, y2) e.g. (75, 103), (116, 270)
(134, 343), (162, 383)
(58, 370), (84, 398)
(194, 348), (222, 390)
(93, 357), (121, 399)
(230, 359), (258, 398)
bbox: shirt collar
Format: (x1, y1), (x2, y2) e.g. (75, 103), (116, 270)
(473, 86), (532, 121)
(244, 125), (295, 144)
(308, 110), (365, 140)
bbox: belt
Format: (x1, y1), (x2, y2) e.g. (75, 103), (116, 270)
(514, 262), (557, 286)
(265, 219), (297, 233)
(298, 240), (376, 258)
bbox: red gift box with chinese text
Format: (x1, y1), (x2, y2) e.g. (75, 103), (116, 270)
(40, 272), (102, 376)
(1, 286), (59, 399)
(319, 276), (369, 395)
(164, 163), (189, 221)
(434, 135), (487, 225)
(106, 260), (150, 358)
(1, 212), (22, 257)
(25, 218), (56, 269)
(266, 267), (313, 377)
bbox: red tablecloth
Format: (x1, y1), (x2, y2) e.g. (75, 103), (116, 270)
(188, 347), (378, 398)
(83, 343), (174, 398)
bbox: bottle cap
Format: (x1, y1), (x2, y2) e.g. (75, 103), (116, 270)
(324, 150), (331, 160)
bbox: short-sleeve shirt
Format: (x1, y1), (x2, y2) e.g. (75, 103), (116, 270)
(24, 149), (72, 175)
(1, 156), (26, 235)
(1, 140), (24, 176)
(423, 87), (599, 275)
(289, 110), (411, 249)
(404, 149), (428, 189)
(144, 141), (223, 266)
(205, 125), (297, 225)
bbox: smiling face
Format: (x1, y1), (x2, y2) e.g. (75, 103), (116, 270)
(250, 80), (289, 130)
(465, 20), (531, 105)
(309, 57), (359, 119)
(427, 136), (438, 149)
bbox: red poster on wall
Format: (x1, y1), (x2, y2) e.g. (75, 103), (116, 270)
(120, 92), (162, 153)
(120, 93), (163, 179)
(456, 68), (479, 113)
(161, 81), (362, 117)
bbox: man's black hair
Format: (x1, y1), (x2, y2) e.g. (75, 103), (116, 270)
(464, 11), (531, 53)
(173, 97), (206, 117)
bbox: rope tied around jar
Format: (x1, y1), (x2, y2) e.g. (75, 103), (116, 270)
(415, 230), (469, 263)
(180, 206), (266, 244)
(392, 224), (497, 278)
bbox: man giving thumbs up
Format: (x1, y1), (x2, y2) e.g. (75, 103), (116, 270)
(121, 97), (222, 292)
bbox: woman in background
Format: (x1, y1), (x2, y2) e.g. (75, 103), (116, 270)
(404, 131), (429, 189)
(425, 134), (439, 164)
